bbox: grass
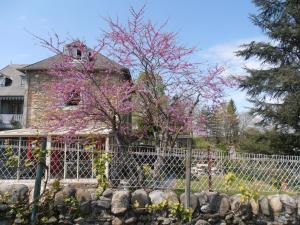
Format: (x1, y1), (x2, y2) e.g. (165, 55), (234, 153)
(172, 176), (300, 196)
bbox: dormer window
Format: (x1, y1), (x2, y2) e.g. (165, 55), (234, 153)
(0, 76), (12, 87)
(76, 49), (82, 60)
(63, 42), (93, 62)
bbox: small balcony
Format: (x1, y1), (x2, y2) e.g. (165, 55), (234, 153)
(0, 114), (23, 129)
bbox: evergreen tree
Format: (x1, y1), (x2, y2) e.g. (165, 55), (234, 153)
(237, 0), (300, 153)
(225, 99), (240, 144)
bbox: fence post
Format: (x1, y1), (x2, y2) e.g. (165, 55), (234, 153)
(76, 143), (79, 180)
(207, 145), (212, 191)
(30, 139), (47, 225)
(16, 137), (22, 180)
(185, 134), (192, 208)
(104, 136), (110, 178)
(63, 141), (67, 179)
(45, 136), (51, 179)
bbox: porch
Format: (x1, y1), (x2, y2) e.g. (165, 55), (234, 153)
(0, 128), (110, 183)
(0, 96), (24, 129)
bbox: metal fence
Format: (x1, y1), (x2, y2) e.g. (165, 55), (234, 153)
(1, 139), (300, 193)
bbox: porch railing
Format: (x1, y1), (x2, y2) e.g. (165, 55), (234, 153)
(0, 114), (23, 128)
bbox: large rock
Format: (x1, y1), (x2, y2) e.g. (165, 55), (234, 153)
(111, 190), (130, 214)
(131, 189), (149, 210)
(195, 219), (210, 225)
(164, 191), (179, 205)
(54, 185), (77, 206)
(149, 190), (166, 205)
(208, 192), (223, 213)
(259, 196), (270, 216)
(94, 196), (111, 209)
(230, 194), (241, 211)
(102, 189), (114, 199)
(268, 195), (282, 216)
(62, 185), (76, 197)
(79, 201), (92, 216)
(76, 188), (92, 202)
(250, 198), (259, 215)
(296, 193), (300, 216)
(112, 217), (123, 225)
(219, 194), (230, 217)
(280, 194), (296, 214)
(180, 193), (198, 213)
(195, 192), (208, 207)
(0, 184), (29, 204)
(206, 191), (218, 202)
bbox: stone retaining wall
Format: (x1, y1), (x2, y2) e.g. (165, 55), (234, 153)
(0, 183), (299, 225)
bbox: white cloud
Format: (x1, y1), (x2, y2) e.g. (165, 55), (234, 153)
(199, 37), (271, 112)
(200, 37), (268, 77)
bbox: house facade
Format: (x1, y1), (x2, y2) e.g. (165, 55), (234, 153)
(0, 43), (131, 181)
(0, 43), (129, 133)
(0, 64), (28, 130)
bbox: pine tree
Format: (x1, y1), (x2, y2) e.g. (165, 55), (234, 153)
(225, 99), (240, 144)
(237, 0), (300, 153)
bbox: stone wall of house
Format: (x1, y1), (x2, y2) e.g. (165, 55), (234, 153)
(0, 183), (300, 225)
(25, 71), (129, 129)
(26, 71), (51, 128)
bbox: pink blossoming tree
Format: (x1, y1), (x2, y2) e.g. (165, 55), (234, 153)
(37, 6), (233, 149)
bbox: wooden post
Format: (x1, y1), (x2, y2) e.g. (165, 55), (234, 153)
(185, 133), (192, 208)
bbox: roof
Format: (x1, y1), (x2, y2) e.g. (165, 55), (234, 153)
(0, 127), (111, 137)
(19, 53), (124, 72)
(0, 64), (28, 97)
(0, 64), (28, 78)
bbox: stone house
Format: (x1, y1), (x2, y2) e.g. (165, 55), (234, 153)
(0, 43), (131, 180)
(0, 42), (130, 137)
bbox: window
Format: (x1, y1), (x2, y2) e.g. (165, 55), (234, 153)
(0, 100), (23, 114)
(0, 76), (12, 87)
(76, 49), (82, 60)
(65, 90), (80, 106)
(20, 75), (26, 87)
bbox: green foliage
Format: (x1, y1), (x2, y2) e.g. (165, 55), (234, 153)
(63, 196), (80, 217)
(169, 202), (192, 222)
(4, 145), (18, 168)
(239, 183), (258, 203)
(93, 152), (111, 196)
(146, 200), (192, 222)
(202, 100), (240, 147)
(146, 199), (169, 213)
(237, 0), (300, 153)
(9, 202), (30, 223)
(225, 99), (239, 144)
(192, 136), (210, 149)
(224, 172), (237, 192)
(0, 192), (11, 203)
(37, 179), (62, 223)
(239, 128), (298, 155)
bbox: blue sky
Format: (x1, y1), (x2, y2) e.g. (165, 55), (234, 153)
(0, 0), (264, 112)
